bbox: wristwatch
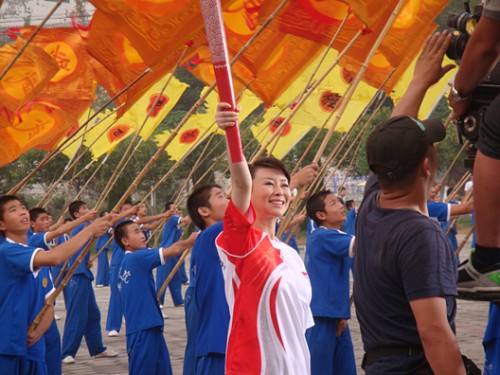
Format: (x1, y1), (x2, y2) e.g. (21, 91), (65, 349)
(451, 85), (471, 102)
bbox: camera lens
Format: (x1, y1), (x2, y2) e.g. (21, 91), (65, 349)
(447, 12), (477, 35)
(446, 33), (469, 61)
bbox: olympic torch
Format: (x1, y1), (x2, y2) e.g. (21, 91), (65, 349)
(200, 0), (244, 163)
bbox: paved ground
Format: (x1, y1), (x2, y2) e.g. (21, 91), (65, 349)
(58, 236), (490, 374)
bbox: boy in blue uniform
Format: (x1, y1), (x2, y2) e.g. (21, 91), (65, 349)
(183, 184), (230, 375)
(156, 202), (191, 307)
(28, 207), (97, 375)
(0, 195), (110, 373)
(106, 201), (140, 336)
(61, 200), (118, 364)
(114, 220), (197, 375)
(305, 190), (356, 375)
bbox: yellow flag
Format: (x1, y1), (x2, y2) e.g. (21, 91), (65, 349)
(391, 56), (456, 119)
(251, 106), (312, 159)
(275, 48), (376, 133)
(121, 74), (189, 140)
(155, 88), (262, 161)
(61, 110), (137, 160)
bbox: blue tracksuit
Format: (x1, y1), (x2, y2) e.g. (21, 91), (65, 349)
(62, 223), (106, 359)
(305, 226), (356, 375)
(183, 222), (228, 375)
(119, 248), (172, 375)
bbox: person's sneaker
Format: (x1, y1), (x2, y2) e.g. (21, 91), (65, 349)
(457, 259), (500, 300)
(96, 284), (104, 288)
(54, 313), (61, 321)
(159, 304), (164, 309)
(108, 330), (119, 337)
(162, 312), (169, 319)
(95, 349), (118, 358)
(62, 356), (75, 364)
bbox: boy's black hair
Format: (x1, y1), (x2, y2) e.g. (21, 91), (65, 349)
(114, 220), (135, 251)
(164, 201), (175, 211)
(446, 187), (454, 196)
(187, 184), (222, 230)
(68, 200), (86, 220)
(29, 207), (48, 222)
(306, 190), (333, 227)
(0, 195), (22, 222)
(345, 200), (355, 210)
(249, 157), (291, 184)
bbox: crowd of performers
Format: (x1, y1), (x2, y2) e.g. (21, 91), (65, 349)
(2, 10), (500, 375)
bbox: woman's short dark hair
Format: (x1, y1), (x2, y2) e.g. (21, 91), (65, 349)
(249, 157), (291, 183)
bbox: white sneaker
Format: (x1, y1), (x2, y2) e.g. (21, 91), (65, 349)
(96, 284), (104, 288)
(159, 304), (164, 309)
(54, 314), (61, 321)
(162, 312), (169, 319)
(95, 349), (118, 358)
(62, 356), (75, 364)
(108, 330), (119, 337)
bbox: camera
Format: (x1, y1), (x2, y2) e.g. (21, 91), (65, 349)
(446, 2), (500, 170)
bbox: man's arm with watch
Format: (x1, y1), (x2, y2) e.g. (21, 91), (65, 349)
(448, 14), (500, 118)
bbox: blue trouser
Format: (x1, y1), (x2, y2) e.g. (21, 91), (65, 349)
(484, 303), (500, 374)
(95, 249), (110, 286)
(106, 265), (123, 332)
(196, 354), (225, 375)
(62, 275), (106, 358)
(20, 358), (47, 375)
(155, 259), (183, 306)
(127, 327), (172, 375)
(183, 287), (197, 375)
(178, 256), (188, 284)
(45, 320), (61, 375)
(306, 317), (356, 375)
(0, 355), (47, 375)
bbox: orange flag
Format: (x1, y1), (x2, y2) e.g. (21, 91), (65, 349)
(0, 39), (59, 116)
(13, 27), (97, 120)
(257, 0), (376, 63)
(185, 16), (323, 105)
(88, 10), (199, 115)
(0, 101), (78, 166)
(339, 0), (398, 28)
(89, 0), (224, 66)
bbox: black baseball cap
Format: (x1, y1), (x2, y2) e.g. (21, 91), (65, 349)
(366, 115), (446, 180)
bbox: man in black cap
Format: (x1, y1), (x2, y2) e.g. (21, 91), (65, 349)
(354, 31), (468, 374)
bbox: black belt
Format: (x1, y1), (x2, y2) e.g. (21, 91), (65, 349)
(362, 346), (425, 368)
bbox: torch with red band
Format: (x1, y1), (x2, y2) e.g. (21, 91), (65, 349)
(200, 0), (244, 163)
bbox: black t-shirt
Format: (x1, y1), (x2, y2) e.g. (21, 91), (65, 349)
(354, 175), (458, 372)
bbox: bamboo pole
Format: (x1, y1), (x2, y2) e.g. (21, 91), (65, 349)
(455, 224), (475, 257)
(157, 247), (192, 299)
(438, 141), (469, 187)
(39, 160), (94, 207)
